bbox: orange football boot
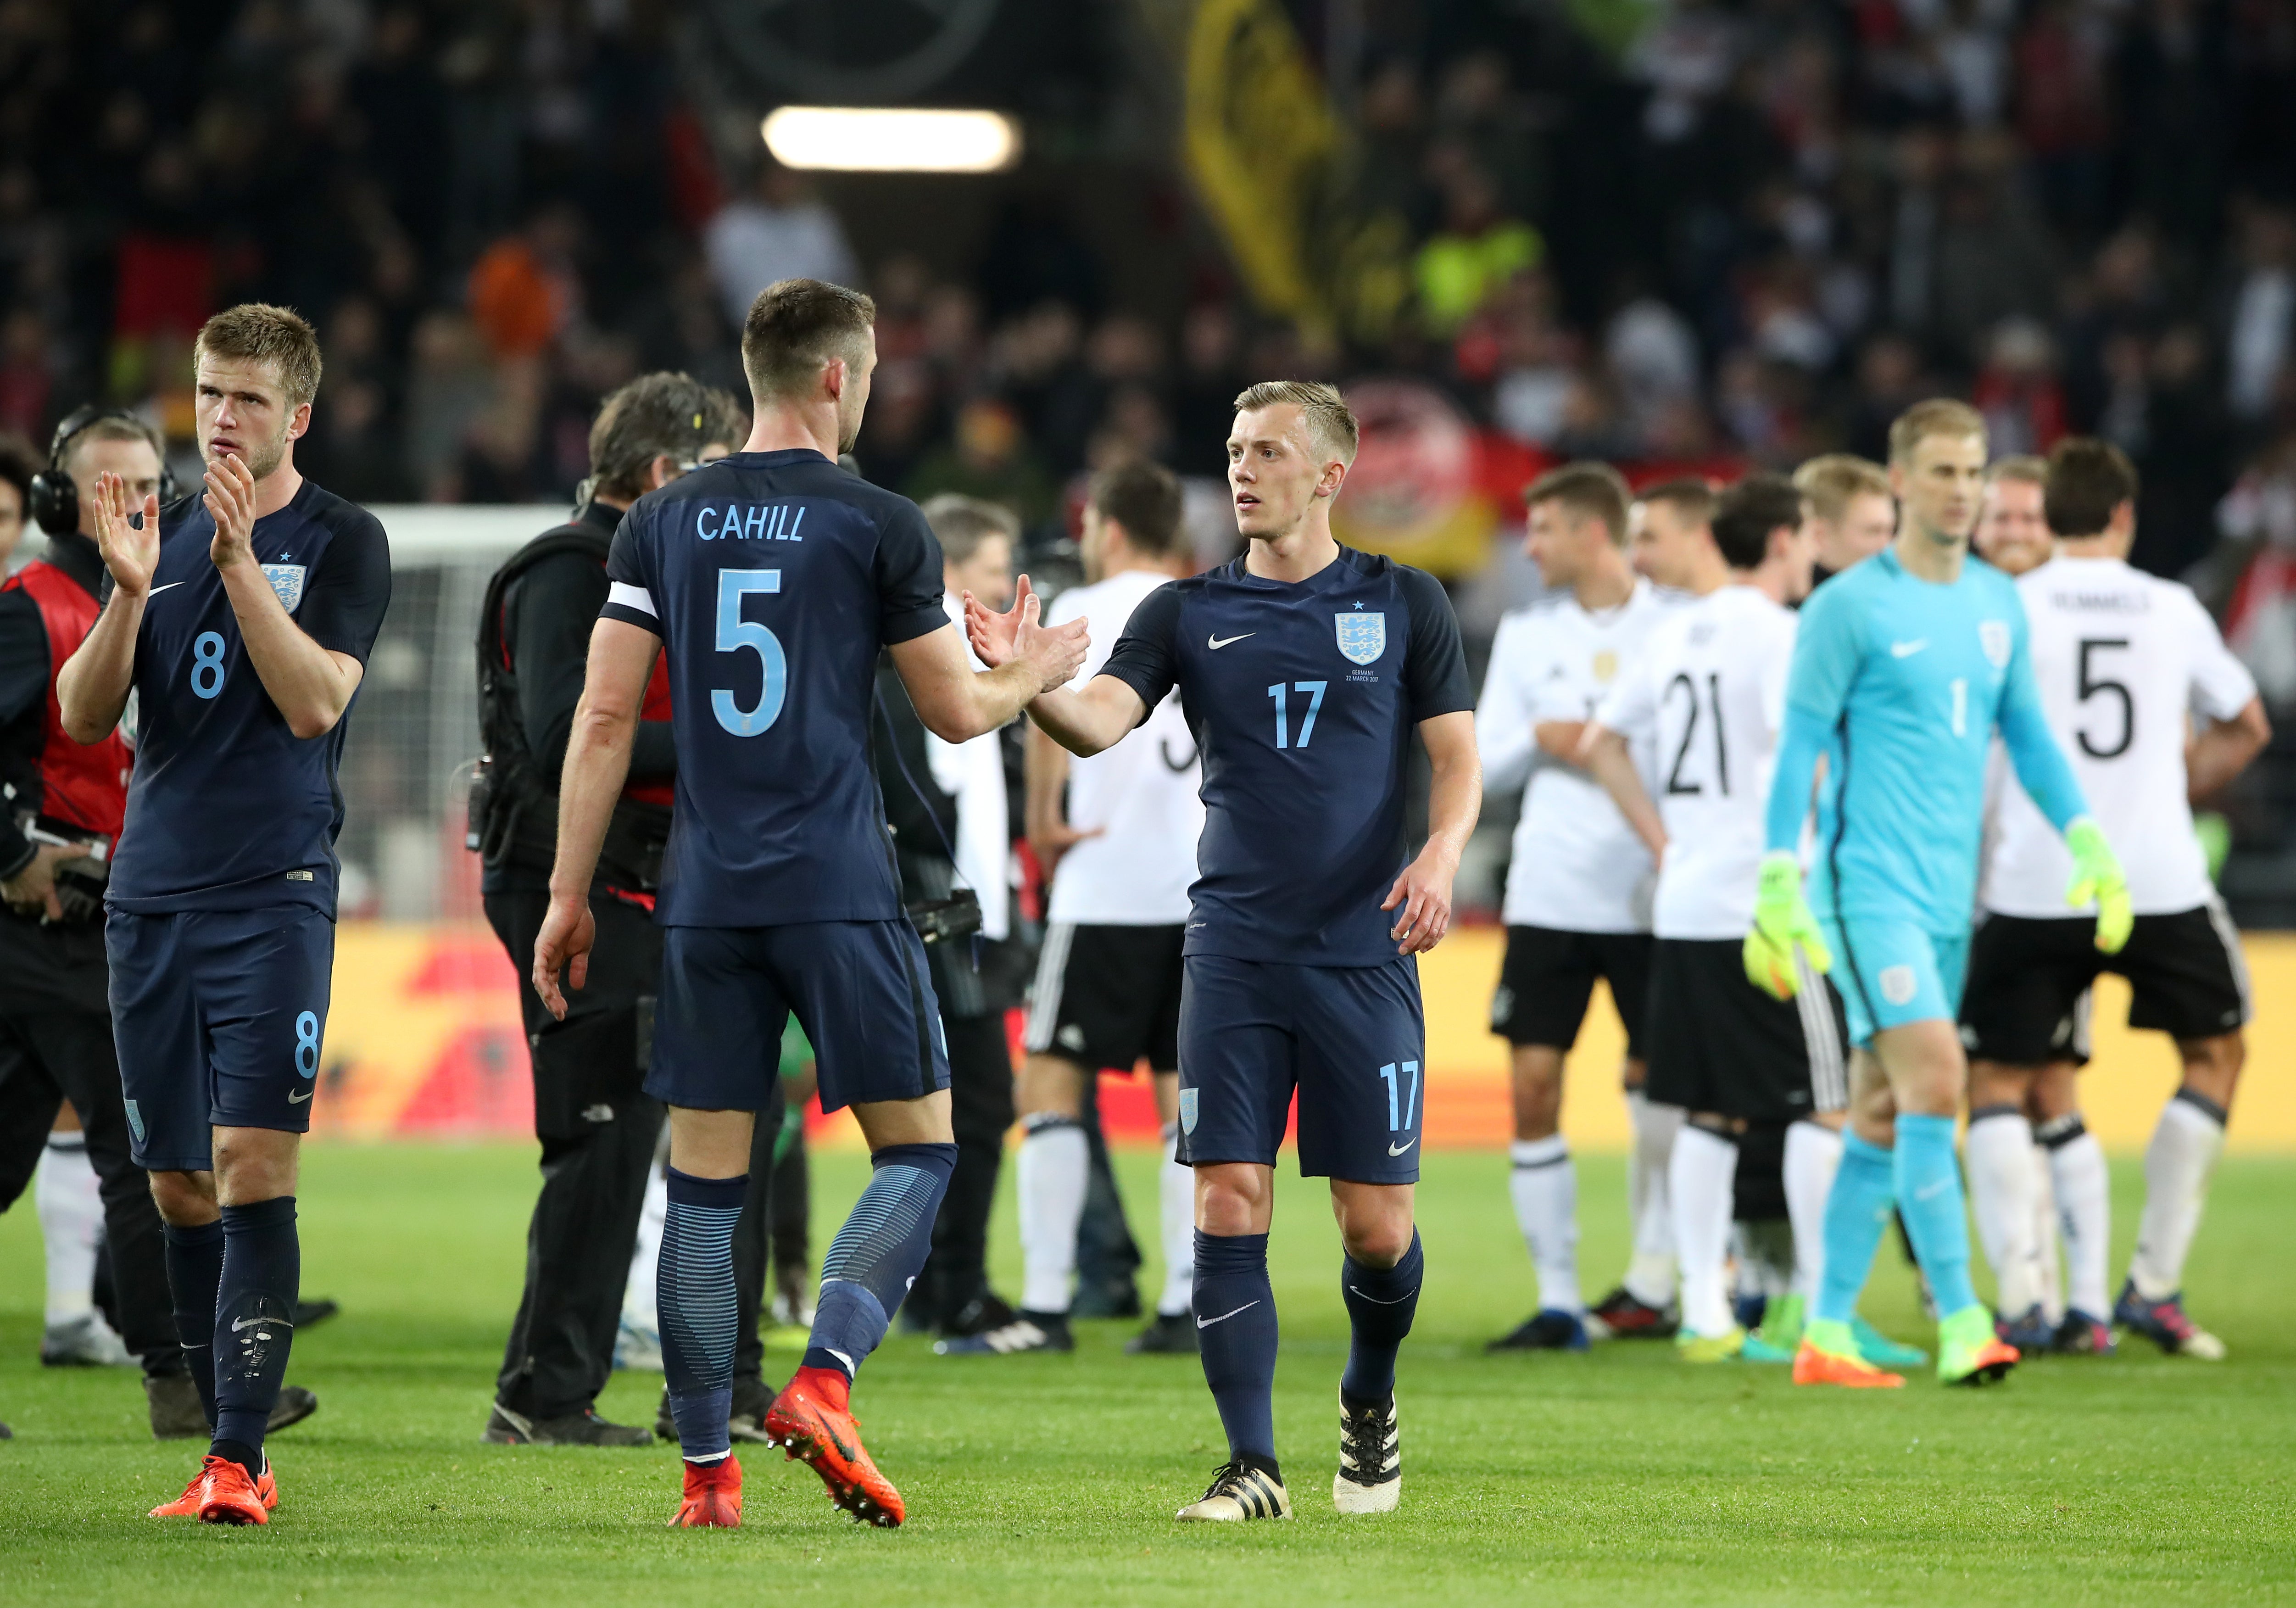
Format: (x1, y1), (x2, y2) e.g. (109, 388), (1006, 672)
(667, 1454), (742, 1528)
(1793, 1340), (1905, 1389)
(196, 1457), (271, 1524)
(151, 1456), (278, 1518)
(765, 1368), (904, 1527)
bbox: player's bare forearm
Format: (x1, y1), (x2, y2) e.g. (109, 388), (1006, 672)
(217, 561), (363, 739)
(1027, 677), (1145, 759)
(1533, 719), (1587, 764)
(1384, 710), (1481, 955)
(1578, 725), (1667, 860)
(56, 591), (142, 744)
(534, 620), (656, 1017)
(2188, 698), (2271, 801)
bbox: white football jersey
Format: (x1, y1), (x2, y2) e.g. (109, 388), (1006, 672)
(1595, 585), (1797, 939)
(1478, 580), (1677, 932)
(1984, 555), (2257, 918)
(1044, 569), (1205, 925)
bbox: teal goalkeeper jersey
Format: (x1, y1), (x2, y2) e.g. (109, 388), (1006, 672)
(1763, 547), (2088, 932)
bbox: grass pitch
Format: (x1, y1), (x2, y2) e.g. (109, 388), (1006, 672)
(0, 1142), (2289, 1606)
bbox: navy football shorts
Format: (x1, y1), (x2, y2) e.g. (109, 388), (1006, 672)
(647, 918), (951, 1115)
(106, 906), (337, 1172)
(1174, 953), (1426, 1184)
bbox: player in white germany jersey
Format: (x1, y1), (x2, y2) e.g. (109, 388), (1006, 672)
(1581, 473), (1843, 1362)
(1792, 454), (1896, 588)
(1961, 438), (2270, 1361)
(1966, 456), (2073, 1348)
(1477, 463), (1680, 1350)
(938, 461), (1205, 1359)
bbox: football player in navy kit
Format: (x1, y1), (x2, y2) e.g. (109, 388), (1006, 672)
(968, 380), (1481, 1523)
(59, 304), (391, 1524)
(532, 279), (1087, 1530)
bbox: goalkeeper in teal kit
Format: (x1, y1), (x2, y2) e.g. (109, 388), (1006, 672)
(1746, 400), (2132, 1388)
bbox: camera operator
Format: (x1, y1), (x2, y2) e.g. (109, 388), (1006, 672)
(0, 410), (322, 1437)
(474, 373), (745, 1446)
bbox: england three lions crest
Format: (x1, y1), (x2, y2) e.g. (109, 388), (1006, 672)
(262, 563), (307, 613)
(1978, 619), (2011, 670)
(1335, 611), (1386, 665)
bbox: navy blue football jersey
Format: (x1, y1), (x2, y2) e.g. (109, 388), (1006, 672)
(106, 480), (392, 916)
(600, 448), (947, 927)
(1098, 545), (1473, 967)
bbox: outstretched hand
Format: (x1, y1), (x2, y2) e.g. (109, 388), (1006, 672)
(89, 471), (161, 599)
(964, 575), (1089, 694)
(531, 894), (595, 1021)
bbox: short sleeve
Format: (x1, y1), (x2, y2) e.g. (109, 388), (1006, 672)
(1096, 582), (1183, 715)
(874, 499), (949, 646)
(298, 509), (392, 660)
(1399, 566), (1474, 720)
(1594, 646), (1657, 739)
(599, 507), (660, 632)
(1782, 573), (1866, 722)
(1760, 613), (1798, 734)
(2176, 587), (2257, 722)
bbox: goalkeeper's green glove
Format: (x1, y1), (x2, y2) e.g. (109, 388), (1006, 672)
(1743, 851), (1833, 1000)
(2064, 816), (2132, 955)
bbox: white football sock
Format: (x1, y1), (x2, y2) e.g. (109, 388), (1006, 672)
(1669, 1125), (1738, 1339)
(1156, 1124), (1193, 1318)
(621, 1154), (669, 1332)
(35, 1137), (103, 1326)
(1508, 1136), (1582, 1315)
(1624, 1090), (1683, 1306)
(1965, 1106), (2041, 1317)
(1783, 1120), (1842, 1302)
(1017, 1115), (1090, 1314)
(2031, 1141), (2065, 1325)
(2041, 1117), (2111, 1318)
(2129, 1093), (2228, 1301)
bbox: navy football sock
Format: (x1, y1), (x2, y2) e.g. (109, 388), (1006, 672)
(802, 1142), (957, 1380)
(162, 1218), (225, 1434)
(1339, 1228), (1422, 1405)
(659, 1168), (747, 1464)
(1193, 1230), (1278, 1465)
(212, 1197), (299, 1475)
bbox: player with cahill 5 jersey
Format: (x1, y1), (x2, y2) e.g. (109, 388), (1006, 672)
(1747, 399), (2131, 1392)
(969, 380), (1481, 1527)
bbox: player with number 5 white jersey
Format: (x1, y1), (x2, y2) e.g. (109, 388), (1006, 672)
(1962, 439), (2270, 1363)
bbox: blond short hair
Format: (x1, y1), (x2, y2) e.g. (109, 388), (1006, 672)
(1793, 453), (1891, 523)
(195, 303), (323, 408)
(920, 493), (1020, 565)
(1985, 454), (2047, 488)
(1232, 380), (1359, 465)
(1887, 398), (1986, 464)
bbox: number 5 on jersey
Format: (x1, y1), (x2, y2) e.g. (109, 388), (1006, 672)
(712, 569), (786, 737)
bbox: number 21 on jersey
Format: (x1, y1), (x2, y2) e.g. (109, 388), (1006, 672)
(712, 568), (786, 737)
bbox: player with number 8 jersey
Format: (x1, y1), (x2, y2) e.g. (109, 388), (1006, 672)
(59, 305), (389, 1524)
(973, 381), (1479, 1524)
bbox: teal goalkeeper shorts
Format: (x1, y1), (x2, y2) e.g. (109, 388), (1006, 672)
(1817, 914), (1969, 1047)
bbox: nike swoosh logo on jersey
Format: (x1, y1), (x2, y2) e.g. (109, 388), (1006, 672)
(1198, 1300), (1260, 1328)
(1207, 632), (1254, 649)
(1388, 1139), (1417, 1156)
(287, 1088), (313, 1105)
(147, 581), (186, 597)
(1889, 639), (1928, 657)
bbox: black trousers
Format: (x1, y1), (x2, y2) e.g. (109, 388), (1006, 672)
(0, 1004), (180, 1373)
(918, 1011), (1014, 1318)
(485, 883), (666, 1419)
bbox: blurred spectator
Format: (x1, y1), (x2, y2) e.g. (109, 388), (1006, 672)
(2224, 202), (2296, 429)
(702, 162), (858, 331)
(1933, 149), (2058, 363)
(0, 311), (52, 441)
(2129, 324), (2232, 578)
(0, 431), (35, 572)
(1971, 318), (2067, 458)
(1413, 168), (1543, 335)
(468, 205), (582, 363)
(904, 398), (1056, 531)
